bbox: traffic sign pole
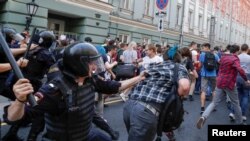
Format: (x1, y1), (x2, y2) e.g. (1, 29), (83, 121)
(155, 0), (169, 45)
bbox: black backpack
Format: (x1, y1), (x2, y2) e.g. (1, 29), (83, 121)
(155, 64), (185, 141)
(204, 52), (216, 71)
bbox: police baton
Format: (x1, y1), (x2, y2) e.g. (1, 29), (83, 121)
(23, 27), (37, 59)
(0, 31), (37, 107)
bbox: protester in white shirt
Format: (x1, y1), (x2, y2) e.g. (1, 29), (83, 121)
(140, 44), (163, 69)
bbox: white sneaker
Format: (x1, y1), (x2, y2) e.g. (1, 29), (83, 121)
(229, 113), (235, 121)
(196, 116), (206, 129)
(120, 93), (127, 102)
(242, 116), (247, 121)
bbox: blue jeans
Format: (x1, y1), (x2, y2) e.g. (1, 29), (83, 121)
(194, 71), (201, 94)
(229, 82), (250, 116)
(123, 100), (158, 141)
(88, 127), (111, 141)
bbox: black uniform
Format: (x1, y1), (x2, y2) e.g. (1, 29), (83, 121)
(4, 71), (120, 141)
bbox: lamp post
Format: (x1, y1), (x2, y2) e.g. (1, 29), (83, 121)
(25, 0), (39, 31)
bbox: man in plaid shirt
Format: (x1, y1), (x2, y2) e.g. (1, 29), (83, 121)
(197, 45), (250, 129)
(123, 47), (190, 141)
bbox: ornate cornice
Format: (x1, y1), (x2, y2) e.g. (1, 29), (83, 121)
(59, 0), (113, 14)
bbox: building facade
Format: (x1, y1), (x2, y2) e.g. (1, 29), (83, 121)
(0, 0), (249, 47)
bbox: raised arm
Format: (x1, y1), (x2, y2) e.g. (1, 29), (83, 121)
(7, 79), (34, 121)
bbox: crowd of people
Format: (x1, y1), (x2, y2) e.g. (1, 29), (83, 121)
(0, 26), (250, 141)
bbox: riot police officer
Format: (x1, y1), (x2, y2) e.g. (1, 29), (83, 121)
(4, 42), (146, 141)
(0, 27), (30, 99)
(2, 30), (56, 141)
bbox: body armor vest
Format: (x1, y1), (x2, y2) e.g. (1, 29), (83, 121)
(23, 47), (53, 80)
(44, 77), (95, 141)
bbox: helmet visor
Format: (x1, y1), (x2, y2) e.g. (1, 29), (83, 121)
(89, 57), (105, 74)
(14, 33), (24, 42)
(80, 55), (105, 75)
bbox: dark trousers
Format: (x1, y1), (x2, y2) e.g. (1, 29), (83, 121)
(42, 127), (111, 141)
(88, 128), (112, 141)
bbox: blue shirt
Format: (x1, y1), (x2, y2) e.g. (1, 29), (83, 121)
(199, 52), (219, 77)
(95, 45), (106, 55)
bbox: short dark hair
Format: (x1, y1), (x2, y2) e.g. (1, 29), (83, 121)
(226, 44), (232, 51)
(190, 41), (197, 46)
(155, 44), (161, 48)
(230, 44), (240, 53)
(180, 47), (192, 59)
(202, 43), (211, 49)
(214, 46), (219, 51)
(107, 45), (117, 52)
(241, 44), (249, 52)
(84, 37), (92, 43)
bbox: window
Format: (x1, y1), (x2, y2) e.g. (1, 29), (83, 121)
(208, 0), (213, 11)
(188, 11), (193, 29)
(207, 18), (210, 34)
(176, 6), (181, 26)
(119, 34), (130, 43)
(198, 15), (203, 32)
(225, 27), (228, 41)
(142, 37), (151, 45)
(122, 0), (131, 9)
(219, 24), (223, 39)
(144, 0), (150, 15)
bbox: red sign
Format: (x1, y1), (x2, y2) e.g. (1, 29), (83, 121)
(156, 0), (169, 10)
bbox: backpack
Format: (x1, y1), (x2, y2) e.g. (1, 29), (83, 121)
(155, 64), (185, 141)
(204, 52), (217, 71)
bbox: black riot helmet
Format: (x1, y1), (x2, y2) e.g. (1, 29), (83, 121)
(63, 42), (104, 77)
(1, 27), (24, 43)
(37, 30), (55, 48)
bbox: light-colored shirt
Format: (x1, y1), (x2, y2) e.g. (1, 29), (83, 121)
(142, 55), (163, 69)
(238, 53), (250, 74)
(122, 50), (137, 64)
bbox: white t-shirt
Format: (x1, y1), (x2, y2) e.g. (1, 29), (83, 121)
(142, 55), (163, 69)
(191, 49), (198, 62)
(104, 54), (112, 80)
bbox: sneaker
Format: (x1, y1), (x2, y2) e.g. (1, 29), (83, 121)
(189, 95), (194, 101)
(229, 113), (235, 122)
(242, 116), (247, 121)
(196, 117), (206, 129)
(120, 93), (127, 102)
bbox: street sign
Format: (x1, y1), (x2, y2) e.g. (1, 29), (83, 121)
(158, 17), (164, 31)
(156, 0), (169, 10)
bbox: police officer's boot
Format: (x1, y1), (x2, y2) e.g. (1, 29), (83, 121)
(2, 124), (23, 141)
